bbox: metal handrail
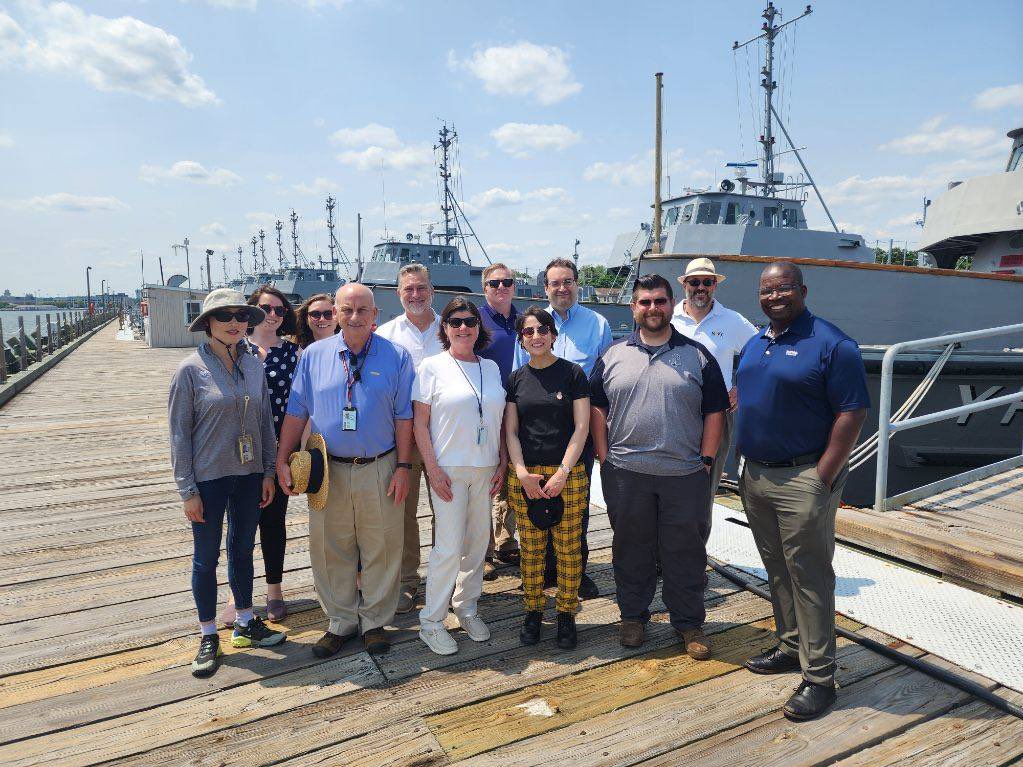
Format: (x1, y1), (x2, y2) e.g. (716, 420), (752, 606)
(874, 322), (1023, 512)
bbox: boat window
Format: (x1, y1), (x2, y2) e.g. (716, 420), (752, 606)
(781, 208), (798, 228)
(695, 202), (722, 224)
(664, 207), (680, 227)
(399, 248), (410, 262)
(429, 249), (441, 263)
(763, 207), (779, 227)
(680, 204), (694, 224)
(724, 202), (738, 224)
(1009, 144), (1023, 172)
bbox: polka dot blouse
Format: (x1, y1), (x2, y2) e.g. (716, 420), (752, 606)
(252, 339), (299, 437)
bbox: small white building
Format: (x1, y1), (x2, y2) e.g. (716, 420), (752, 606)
(141, 285), (210, 348)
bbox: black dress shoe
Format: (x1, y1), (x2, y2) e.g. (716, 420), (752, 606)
(577, 574), (599, 600)
(783, 680), (837, 721)
(556, 612), (577, 650)
(745, 647), (801, 675)
(520, 610), (542, 645)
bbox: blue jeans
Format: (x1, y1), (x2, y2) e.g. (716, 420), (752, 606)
(192, 472), (263, 623)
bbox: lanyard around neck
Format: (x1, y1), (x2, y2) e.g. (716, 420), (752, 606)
(452, 354), (484, 421)
(339, 335), (372, 408)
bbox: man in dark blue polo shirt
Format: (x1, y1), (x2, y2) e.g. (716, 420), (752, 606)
(735, 261), (869, 721)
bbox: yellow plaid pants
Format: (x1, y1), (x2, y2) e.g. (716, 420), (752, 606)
(506, 463), (588, 614)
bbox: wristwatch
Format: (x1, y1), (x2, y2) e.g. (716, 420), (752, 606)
(700, 455), (714, 467)
(396, 462), (413, 470)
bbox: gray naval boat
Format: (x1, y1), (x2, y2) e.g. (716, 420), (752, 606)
(603, 3), (1023, 505)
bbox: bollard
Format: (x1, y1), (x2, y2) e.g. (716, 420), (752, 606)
(46, 314), (53, 356)
(0, 316), (6, 384)
(36, 316), (43, 364)
(18, 317), (28, 372)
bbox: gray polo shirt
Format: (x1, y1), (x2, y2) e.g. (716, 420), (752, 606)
(589, 329), (728, 476)
(168, 342), (276, 499)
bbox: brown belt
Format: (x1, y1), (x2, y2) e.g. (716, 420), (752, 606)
(328, 446), (395, 465)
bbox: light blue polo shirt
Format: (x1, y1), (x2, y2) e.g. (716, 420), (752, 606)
(513, 301), (612, 377)
(286, 332), (414, 458)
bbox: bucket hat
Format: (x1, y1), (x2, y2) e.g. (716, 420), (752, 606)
(678, 258), (727, 285)
(525, 493), (564, 531)
(288, 433), (329, 511)
(188, 288), (266, 332)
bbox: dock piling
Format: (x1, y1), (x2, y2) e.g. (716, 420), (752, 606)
(17, 317), (27, 372)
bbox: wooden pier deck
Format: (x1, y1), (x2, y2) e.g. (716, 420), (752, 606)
(2, 325), (1022, 767)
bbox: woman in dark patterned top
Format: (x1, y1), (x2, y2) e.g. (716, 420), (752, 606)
(221, 285), (299, 623)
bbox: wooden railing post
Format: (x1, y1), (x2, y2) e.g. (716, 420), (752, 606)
(35, 316), (43, 364)
(45, 314), (53, 357)
(18, 317), (28, 372)
(0, 316), (6, 384)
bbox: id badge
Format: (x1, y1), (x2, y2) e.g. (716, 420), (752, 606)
(238, 434), (254, 464)
(342, 407), (358, 431)
(476, 424), (488, 446)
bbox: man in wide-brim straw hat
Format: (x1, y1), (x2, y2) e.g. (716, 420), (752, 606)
(670, 258), (758, 540)
(276, 282), (416, 658)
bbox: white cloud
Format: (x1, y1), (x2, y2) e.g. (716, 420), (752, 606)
(140, 160), (242, 186)
(265, 172), (282, 183)
(337, 143), (433, 171)
(0, 132), (13, 148)
(200, 221), (226, 236)
(330, 123), (401, 148)
(245, 211), (277, 226)
(879, 119), (1001, 156)
(823, 174), (925, 206)
(290, 177), (340, 196)
(491, 122), (581, 157)
(450, 41), (581, 105)
(584, 148), (693, 187)
(974, 83), (1023, 111)
(207, 0), (258, 9)
(518, 208), (591, 226)
(467, 186), (570, 212)
(1, 2), (217, 107)
(3, 192), (127, 212)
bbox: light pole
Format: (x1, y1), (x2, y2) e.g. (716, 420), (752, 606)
(86, 266), (93, 316)
(101, 280), (106, 311)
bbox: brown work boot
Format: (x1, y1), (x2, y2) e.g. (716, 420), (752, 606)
(363, 627), (390, 655)
(679, 627), (711, 660)
(619, 620), (645, 648)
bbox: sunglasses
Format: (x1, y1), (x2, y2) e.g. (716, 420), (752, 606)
(211, 310), (250, 323)
(308, 309), (334, 320)
(635, 297), (670, 308)
(685, 277), (717, 288)
(445, 316), (479, 329)
(486, 278), (514, 288)
(259, 304), (287, 317)
(520, 326), (552, 338)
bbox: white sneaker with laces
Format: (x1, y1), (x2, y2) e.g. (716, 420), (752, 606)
(419, 625), (458, 655)
(458, 613), (491, 642)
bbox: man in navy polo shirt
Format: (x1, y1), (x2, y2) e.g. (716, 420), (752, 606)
(735, 261), (868, 721)
(478, 262), (521, 577)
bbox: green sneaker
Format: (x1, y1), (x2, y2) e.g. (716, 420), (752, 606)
(191, 634), (222, 678)
(232, 615), (287, 648)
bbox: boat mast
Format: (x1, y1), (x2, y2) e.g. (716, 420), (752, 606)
(221, 251), (228, 284)
(236, 246), (244, 278)
(250, 236), (259, 274)
(436, 124), (455, 247)
(258, 229), (267, 272)
(326, 196), (338, 273)
(652, 72), (664, 254)
(290, 210), (303, 268)
(275, 220), (285, 270)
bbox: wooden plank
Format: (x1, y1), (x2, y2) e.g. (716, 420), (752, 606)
(277, 718), (448, 767)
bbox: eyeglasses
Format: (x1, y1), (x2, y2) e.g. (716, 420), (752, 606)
(635, 297), (670, 308)
(486, 278), (514, 289)
(307, 309), (334, 320)
(259, 304), (287, 317)
(211, 310), (250, 323)
(547, 278), (576, 289)
(445, 316), (479, 329)
(758, 283), (800, 297)
(685, 277), (717, 288)
(520, 326), (552, 337)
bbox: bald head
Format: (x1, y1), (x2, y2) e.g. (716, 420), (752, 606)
(758, 260), (807, 328)
(335, 282), (375, 307)
(335, 282), (378, 348)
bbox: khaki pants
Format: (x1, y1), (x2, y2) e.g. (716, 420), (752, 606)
(486, 484), (518, 558)
(739, 460), (848, 686)
(310, 452), (403, 636)
(400, 446), (434, 591)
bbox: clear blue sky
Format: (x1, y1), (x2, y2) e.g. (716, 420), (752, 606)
(1, 0), (1020, 296)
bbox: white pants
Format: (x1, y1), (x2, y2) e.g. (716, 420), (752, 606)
(420, 465), (496, 628)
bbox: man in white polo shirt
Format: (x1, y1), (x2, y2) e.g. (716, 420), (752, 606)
(376, 264), (442, 613)
(671, 258), (758, 530)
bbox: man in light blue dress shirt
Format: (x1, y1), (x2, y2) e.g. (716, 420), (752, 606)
(514, 258), (612, 598)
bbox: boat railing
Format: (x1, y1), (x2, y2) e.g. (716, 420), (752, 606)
(874, 322), (1023, 512)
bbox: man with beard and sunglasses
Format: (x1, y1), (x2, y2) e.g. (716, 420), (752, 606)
(670, 258), (758, 534)
(590, 274), (727, 657)
(377, 264), (442, 614)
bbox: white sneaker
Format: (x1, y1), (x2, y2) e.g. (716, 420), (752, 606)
(458, 613), (491, 642)
(419, 625), (458, 655)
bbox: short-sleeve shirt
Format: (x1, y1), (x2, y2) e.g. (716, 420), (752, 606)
(506, 358), (589, 466)
(412, 352), (505, 467)
(734, 309), (870, 463)
(376, 312), (443, 370)
(479, 302), (519, 387)
(671, 299), (759, 390)
(513, 302), (612, 377)
(286, 332), (414, 458)
(589, 329), (729, 477)
(249, 339), (299, 437)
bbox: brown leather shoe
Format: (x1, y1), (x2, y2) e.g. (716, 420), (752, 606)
(396, 585), (416, 614)
(619, 620), (645, 648)
(312, 631), (351, 659)
(482, 559), (499, 581)
(363, 627), (390, 655)
(679, 627), (712, 660)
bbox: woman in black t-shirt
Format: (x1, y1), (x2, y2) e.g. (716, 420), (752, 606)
(505, 307), (590, 650)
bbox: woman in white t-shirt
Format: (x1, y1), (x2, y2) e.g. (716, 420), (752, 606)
(413, 297), (507, 655)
